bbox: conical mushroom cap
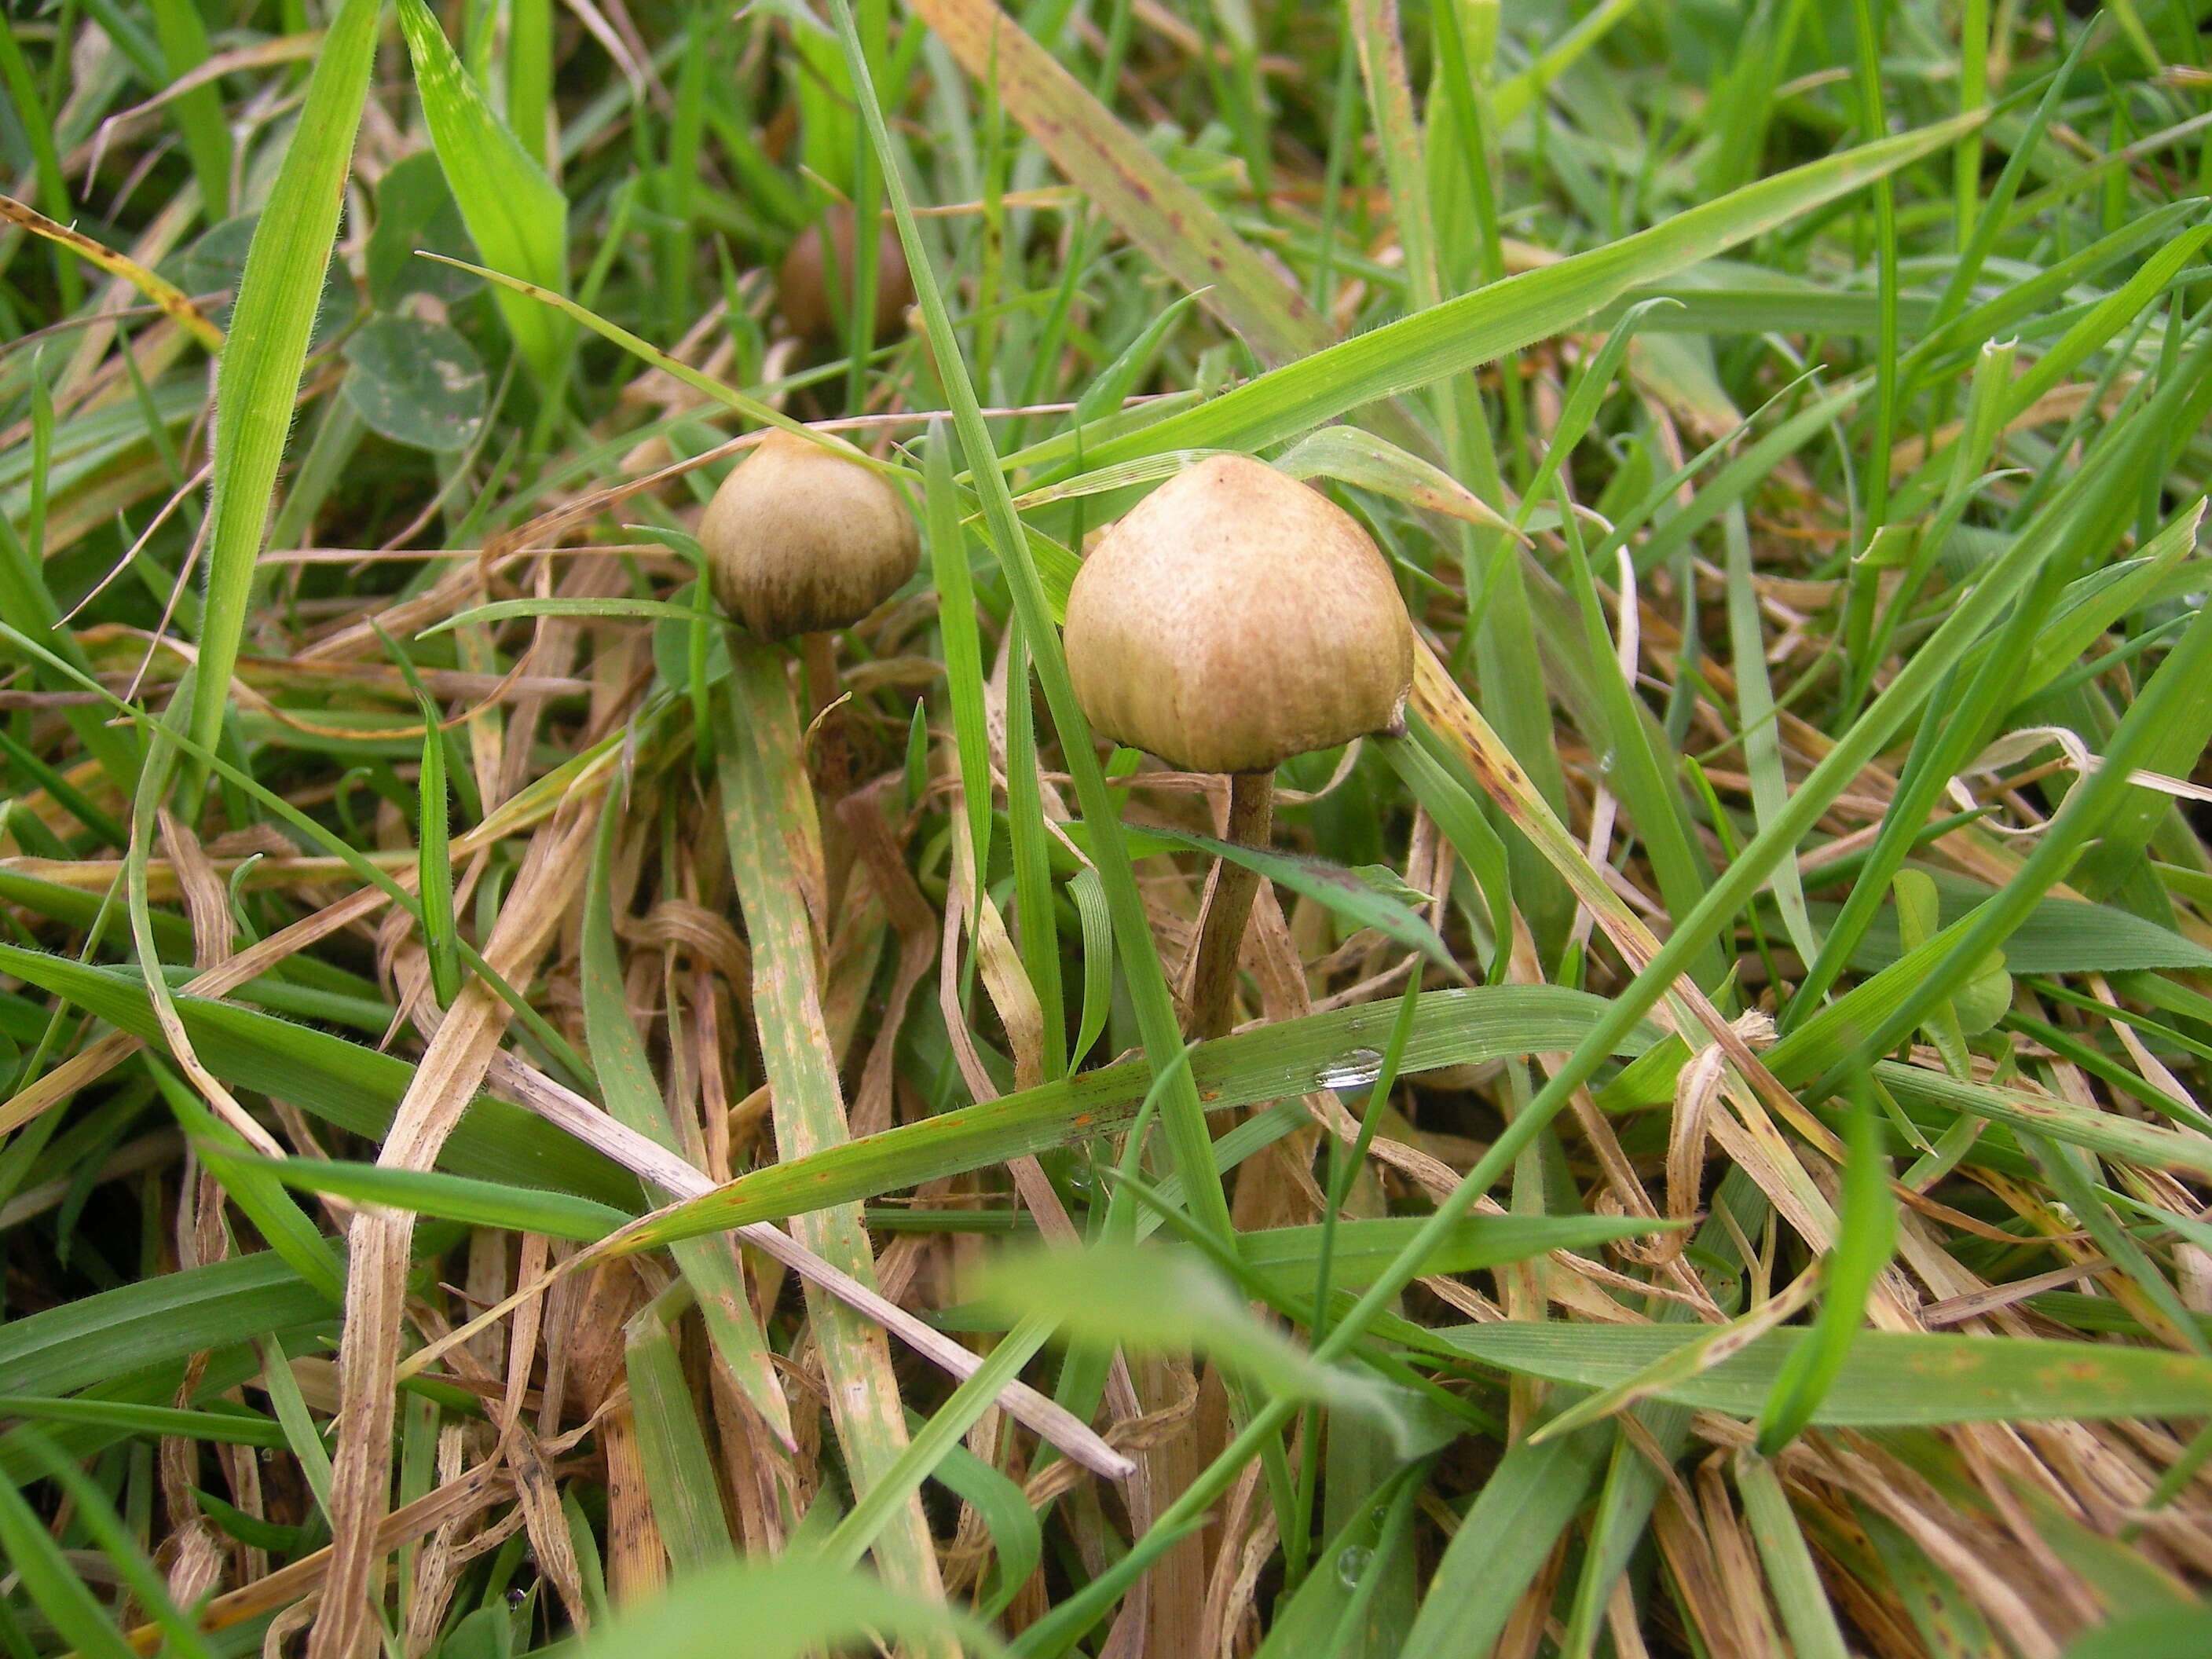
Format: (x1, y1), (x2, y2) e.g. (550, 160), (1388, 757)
(778, 205), (913, 346)
(700, 431), (919, 638)
(1063, 455), (1415, 775)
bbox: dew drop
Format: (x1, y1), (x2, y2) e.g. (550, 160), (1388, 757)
(1317, 1048), (1385, 1092)
(1337, 1545), (1373, 1588)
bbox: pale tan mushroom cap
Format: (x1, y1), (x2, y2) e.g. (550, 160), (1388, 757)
(700, 431), (920, 638)
(1063, 454), (1415, 774)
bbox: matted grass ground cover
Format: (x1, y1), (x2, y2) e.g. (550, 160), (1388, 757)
(3, 0), (2212, 1653)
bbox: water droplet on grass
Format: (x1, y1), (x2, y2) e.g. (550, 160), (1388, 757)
(1318, 1049), (1384, 1091)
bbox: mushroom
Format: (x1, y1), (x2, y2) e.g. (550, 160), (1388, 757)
(777, 203), (914, 349)
(701, 429), (918, 791)
(1063, 454), (1415, 1037)
(700, 428), (919, 641)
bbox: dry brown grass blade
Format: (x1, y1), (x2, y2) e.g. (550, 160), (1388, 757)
(471, 1046), (1130, 1473)
(482, 1053), (1132, 1468)
(308, 805), (595, 1658)
(115, 1459), (515, 1654)
(1411, 639), (1939, 1327)
(0, 192), (225, 350)
(0, 742), (615, 1138)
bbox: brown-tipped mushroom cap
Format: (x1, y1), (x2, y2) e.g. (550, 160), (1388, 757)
(1062, 455), (1414, 775)
(700, 431), (919, 639)
(777, 205), (913, 346)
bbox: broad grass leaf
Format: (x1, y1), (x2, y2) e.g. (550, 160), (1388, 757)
(1253, 1467), (1426, 1659)
(917, 1432), (1042, 1621)
(1756, 1079), (1898, 1453)
(1057, 115), (1982, 474)
(1816, 870), (2212, 974)
(0, 1253), (328, 1397)
(1877, 1060), (2212, 1180)
(1397, 1427), (1610, 1659)
(2060, 1605), (2212, 1658)
(189, 0), (381, 769)
(393, 0), (570, 386)
(625, 1320), (736, 1573)
(0, 1396), (287, 1449)
(1735, 1451), (1851, 1659)
(215, 1151), (635, 1241)
(0, 1443), (148, 1659)
(581, 808), (792, 1441)
(1444, 1324), (2212, 1425)
(617, 985), (1653, 1244)
(569, 1555), (1006, 1658)
(0, 943), (636, 1203)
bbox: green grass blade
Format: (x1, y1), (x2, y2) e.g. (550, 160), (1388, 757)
(147, 0), (232, 218)
(925, 420), (993, 914)
(625, 1310), (737, 1573)
(1066, 115), (1982, 474)
(617, 985), (1648, 1245)
(394, 0), (572, 387)
(189, 0), (382, 785)
(0, 1252), (328, 1398)
(1445, 1324), (2212, 1425)
(905, 0), (1329, 366)
(1734, 1449), (1850, 1659)
(1397, 1428), (1610, 1659)
(1756, 1077), (1899, 1451)
(581, 805), (793, 1441)
(826, 0), (1236, 1244)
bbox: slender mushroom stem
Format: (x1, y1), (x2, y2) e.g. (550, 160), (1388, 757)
(1183, 770), (1274, 1039)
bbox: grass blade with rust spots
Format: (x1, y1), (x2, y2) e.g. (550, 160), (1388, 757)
(581, 808), (793, 1445)
(0, 196), (223, 350)
(716, 643), (946, 1610)
(905, 0), (1330, 368)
